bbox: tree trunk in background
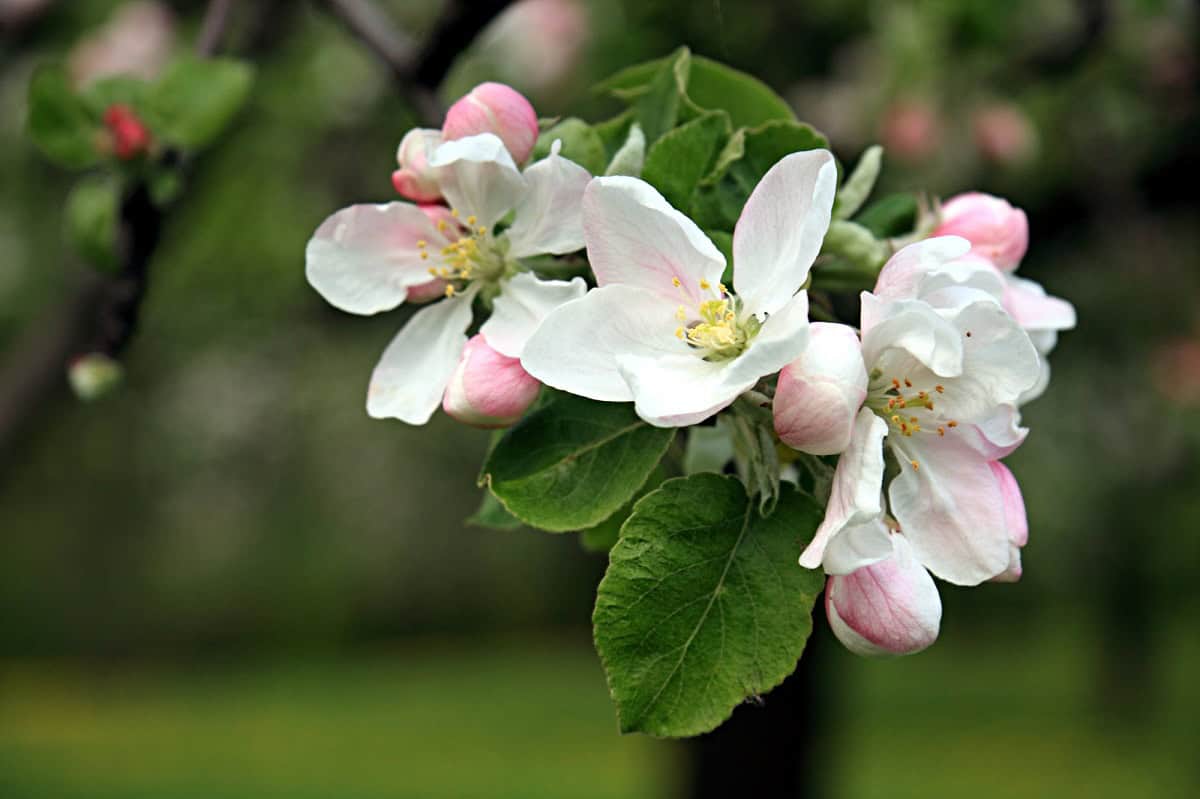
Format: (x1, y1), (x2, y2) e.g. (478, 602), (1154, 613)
(683, 602), (833, 799)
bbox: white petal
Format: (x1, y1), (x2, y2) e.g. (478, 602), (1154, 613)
(366, 287), (478, 424)
(826, 533), (942, 657)
(799, 408), (887, 569)
(617, 351), (741, 427)
(582, 176), (725, 304)
(888, 433), (1011, 585)
(505, 144), (591, 258)
(305, 203), (448, 315)
(520, 284), (685, 402)
(430, 133), (526, 228)
(481, 272), (588, 358)
(871, 236), (973, 302)
(732, 149), (837, 317)
(932, 300), (1041, 421)
(774, 321), (868, 455)
(860, 295), (964, 378)
(822, 515), (894, 576)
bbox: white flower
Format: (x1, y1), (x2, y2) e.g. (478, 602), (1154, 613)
(305, 134), (591, 424)
(521, 150), (838, 427)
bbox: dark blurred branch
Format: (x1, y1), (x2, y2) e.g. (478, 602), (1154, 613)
(196, 0), (235, 56)
(320, 0), (513, 123)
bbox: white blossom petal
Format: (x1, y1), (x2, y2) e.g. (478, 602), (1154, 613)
(732, 149), (837, 317)
(481, 272), (587, 358)
(505, 142), (591, 257)
(860, 295), (965, 378)
(366, 287), (478, 424)
(430, 133), (526, 228)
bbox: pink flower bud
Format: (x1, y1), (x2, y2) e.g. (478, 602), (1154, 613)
(392, 128), (443, 203)
(971, 103), (1037, 165)
(102, 104), (152, 160)
(443, 334), (540, 428)
(442, 82), (539, 164)
(774, 323), (868, 455)
(826, 534), (941, 657)
(933, 192), (1028, 272)
(988, 461), (1029, 583)
(879, 99), (940, 162)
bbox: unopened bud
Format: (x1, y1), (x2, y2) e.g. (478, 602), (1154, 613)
(826, 533), (941, 657)
(933, 192), (1028, 272)
(988, 461), (1028, 583)
(67, 352), (123, 401)
(774, 323), (868, 455)
(972, 103), (1037, 165)
(443, 334), (540, 428)
(392, 128), (443, 203)
(442, 82), (539, 164)
(102, 104), (152, 160)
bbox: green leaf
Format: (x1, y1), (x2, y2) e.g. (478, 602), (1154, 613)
(833, 145), (883, 221)
(480, 393), (675, 532)
(579, 466), (667, 553)
(147, 57), (253, 150)
(533, 117), (607, 175)
(594, 474), (824, 737)
(81, 75), (148, 116)
(593, 109), (634, 158)
(691, 119), (829, 231)
(604, 122), (646, 177)
(64, 175), (121, 272)
(468, 490), (523, 531)
(26, 65), (100, 169)
(820, 219), (887, 271)
(641, 111), (731, 210)
(631, 48), (689, 144)
(685, 55), (796, 129)
(855, 193), (919, 238)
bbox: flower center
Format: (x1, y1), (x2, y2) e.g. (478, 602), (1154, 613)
(671, 278), (760, 362)
(864, 371), (960, 470)
(418, 210), (512, 297)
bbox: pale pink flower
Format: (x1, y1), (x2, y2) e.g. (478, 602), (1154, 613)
(774, 322), (867, 455)
(933, 192), (1028, 272)
(68, 2), (174, 87)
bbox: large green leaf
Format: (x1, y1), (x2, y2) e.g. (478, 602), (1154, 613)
(594, 474), (824, 737)
(480, 394), (675, 532)
(147, 57), (253, 150)
(26, 65), (100, 169)
(691, 119), (829, 231)
(579, 465), (668, 553)
(641, 111), (731, 211)
(532, 117), (607, 175)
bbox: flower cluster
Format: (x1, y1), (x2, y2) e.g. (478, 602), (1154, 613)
(305, 68), (1074, 683)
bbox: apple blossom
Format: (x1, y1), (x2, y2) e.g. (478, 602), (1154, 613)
(825, 532), (942, 657)
(774, 322), (868, 455)
(988, 460), (1028, 583)
(442, 334), (541, 428)
(933, 192), (1028, 272)
(521, 149), (837, 427)
(392, 128), (443, 203)
(305, 134), (591, 424)
(442, 82), (540, 164)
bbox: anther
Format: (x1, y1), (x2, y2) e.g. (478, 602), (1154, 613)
(466, 215), (477, 226)
(672, 277), (681, 288)
(444, 285), (456, 297)
(935, 385), (945, 393)
(675, 327), (684, 339)
(904, 378), (913, 388)
(450, 209), (459, 217)
(910, 460), (920, 470)
(937, 427), (945, 436)
(947, 420), (958, 428)
(700, 279), (711, 290)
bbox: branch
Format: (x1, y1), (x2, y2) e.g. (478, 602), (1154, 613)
(320, 0), (514, 123)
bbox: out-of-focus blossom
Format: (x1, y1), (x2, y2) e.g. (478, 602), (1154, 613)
(972, 102), (1038, 165)
(0, 0), (52, 28)
(443, 82), (540, 164)
(477, 0), (590, 94)
(442, 334), (541, 428)
(68, 2), (174, 87)
(102, 104), (152, 160)
(880, 99), (940, 162)
(1152, 337), (1200, 406)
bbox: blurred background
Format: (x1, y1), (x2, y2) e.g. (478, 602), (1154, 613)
(1, 0), (1198, 797)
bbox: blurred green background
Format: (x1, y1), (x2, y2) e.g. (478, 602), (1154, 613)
(1, 0), (1198, 797)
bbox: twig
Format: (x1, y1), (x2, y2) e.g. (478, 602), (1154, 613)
(196, 0), (235, 57)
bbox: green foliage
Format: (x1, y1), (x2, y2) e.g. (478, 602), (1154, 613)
(146, 57), (254, 150)
(833, 145), (883, 220)
(820, 219), (888, 271)
(480, 393), (675, 532)
(64, 175), (121, 272)
(533, 117), (607, 176)
(604, 123), (646, 177)
(468, 490), (523, 531)
(26, 66), (100, 169)
(856, 193), (919, 238)
(578, 466), (668, 553)
(641, 111), (731, 210)
(593, 474), (824, 737)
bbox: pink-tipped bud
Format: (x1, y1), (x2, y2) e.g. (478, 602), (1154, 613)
(774, 323), (868, 455)
(443, 334), (540, 428)
(972, 103), (1037, 165)
(933, 192), (1029, 272)
(880, 99), (940, 162)
(392, 128), (443, 203)
(826, 534), (942, 657)
(442, 82), (539, 164)
(102, 104), (151, 160)
(988, 461), (1029, 583)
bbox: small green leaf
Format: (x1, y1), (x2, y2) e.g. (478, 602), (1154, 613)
(856, 193), (919, 238)
(820, 220), (887, 271)
(579, 466), (667, 553)
(468, 490), (523, 530)
(480, 393), (675, 532)
(604, 122), (646, 177)
(81, 75), (148, 116)
(65, 175), (121, 272)
(533, 117), (607, 175)
(26, 65), (100, 169)
(147, 57), (253, 150)
(632, 48), (689, 144)
(685, 55), (796, 129)
(641, 111), (731, 210)
(593, 109), (635, 158)
(594, 474), (824, 737)
(691, 119), (829, 231)
(833, 145), (883, 221)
